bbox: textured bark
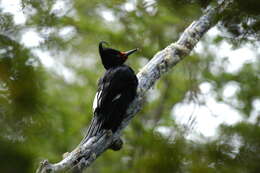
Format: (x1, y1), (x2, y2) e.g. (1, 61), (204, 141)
(36, 1), (233, 173)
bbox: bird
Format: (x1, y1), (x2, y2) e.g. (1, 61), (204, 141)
(82, 41), (138, 143)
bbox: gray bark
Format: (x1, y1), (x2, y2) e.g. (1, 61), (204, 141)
(36, 1), (233, 172)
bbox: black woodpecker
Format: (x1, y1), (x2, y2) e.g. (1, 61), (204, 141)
(82, 41), (138, 142)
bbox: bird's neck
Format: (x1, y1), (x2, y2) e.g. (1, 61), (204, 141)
(102, 59), (125, 70)
(104, 64), (125, 70)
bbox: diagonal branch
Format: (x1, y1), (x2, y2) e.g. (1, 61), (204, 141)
(36, 1), (233, 172)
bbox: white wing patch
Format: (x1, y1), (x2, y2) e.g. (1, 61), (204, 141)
(92, 90), (121, 112)
(92, 91), (101, 112)
(112, 94), (121, 102)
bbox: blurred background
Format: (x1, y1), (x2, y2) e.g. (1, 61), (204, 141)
(0, 0), (260, 172)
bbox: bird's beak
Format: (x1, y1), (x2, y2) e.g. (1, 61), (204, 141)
(124, 48), (138, 57)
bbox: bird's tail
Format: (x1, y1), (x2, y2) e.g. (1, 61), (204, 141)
(80, 113), (104, 145)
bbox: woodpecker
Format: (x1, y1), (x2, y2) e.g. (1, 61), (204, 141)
(82, 41), (138, 142)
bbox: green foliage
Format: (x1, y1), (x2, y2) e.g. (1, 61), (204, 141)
(0, 139), (33, 173)
(219, 0), (260, 44)
(0, 0), (260, 172)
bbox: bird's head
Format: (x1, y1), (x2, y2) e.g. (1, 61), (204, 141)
(99, 41), (138, 69)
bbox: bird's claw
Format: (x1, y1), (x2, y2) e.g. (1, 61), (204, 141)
(109, 138), (123, 151)
(106, 129), (113, 137)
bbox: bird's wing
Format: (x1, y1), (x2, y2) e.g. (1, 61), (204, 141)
(81, 66), (137, 143)
(93, 66), (137, 113)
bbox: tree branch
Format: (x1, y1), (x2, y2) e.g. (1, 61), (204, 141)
(36, 1), (233, 172)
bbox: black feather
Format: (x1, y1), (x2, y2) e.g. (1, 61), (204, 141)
(81, 65), (138, 143)
(80, 43), (138, 144)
